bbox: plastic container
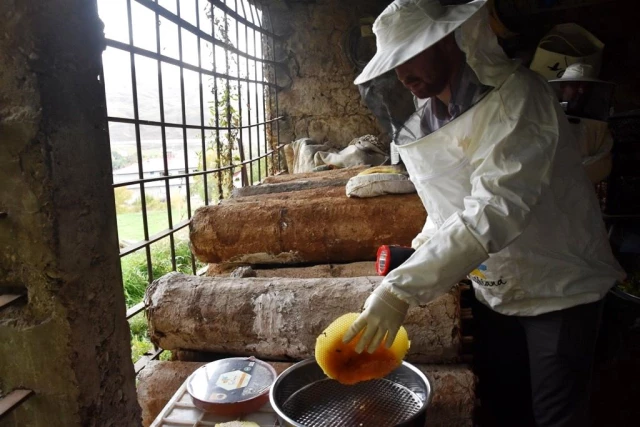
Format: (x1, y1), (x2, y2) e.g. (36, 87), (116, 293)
(186, 356), (277, 417)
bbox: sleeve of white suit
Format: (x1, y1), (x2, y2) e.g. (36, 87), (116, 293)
(381, 90), (561, 306)
(411, 215), (437, 250)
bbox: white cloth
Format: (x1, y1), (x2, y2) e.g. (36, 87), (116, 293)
(354, 0), (486, 85)
(346, 173), (415, 198)
(288, 138), (337, 173)
(378, 7), (624, 316)
(314, 138), (388, 169)
(286, 137), (388, 174)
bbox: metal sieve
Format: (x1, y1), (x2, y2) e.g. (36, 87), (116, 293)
(270, 359), (432, 427)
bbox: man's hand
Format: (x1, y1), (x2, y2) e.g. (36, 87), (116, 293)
(342, 285), (410, 354)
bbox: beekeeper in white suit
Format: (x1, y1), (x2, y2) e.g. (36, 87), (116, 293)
(343, 1), (625, 426)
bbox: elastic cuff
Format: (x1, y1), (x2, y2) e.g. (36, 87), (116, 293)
(373, 284), (411, 313)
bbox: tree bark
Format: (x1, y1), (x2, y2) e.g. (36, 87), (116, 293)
(189, 187), (426, 265)
(231, 164), (369, 198)
(207, 261), (378, 278)
(146, 273), (461, 363)
(260, 166), (367, 185)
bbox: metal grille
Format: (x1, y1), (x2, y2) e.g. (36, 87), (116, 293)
(98, 0), (282, 370)
(281, 379), (423, 427)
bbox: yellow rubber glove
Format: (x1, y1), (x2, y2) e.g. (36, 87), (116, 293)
(342, 285), (410, 354)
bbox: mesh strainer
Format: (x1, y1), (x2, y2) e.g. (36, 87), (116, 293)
(270, 359), (432, 427)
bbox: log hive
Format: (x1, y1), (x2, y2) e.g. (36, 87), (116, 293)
(231, 166), (369, 198)
(207, 261), (377, 278)
(137, 360), (475, 427)
(260, 166), (367, 185)
(146, 273), (461, 363)
(137, 361), (203, 426)
(189, 186), (426, 265)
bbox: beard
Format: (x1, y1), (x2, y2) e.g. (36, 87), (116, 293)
(399, 44), (452, 99)
(408, 76), (449, 99)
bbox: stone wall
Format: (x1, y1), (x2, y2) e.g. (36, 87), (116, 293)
(267, 0), (389, 148)
(265, 0), (640, 153)
(0, 0), (140, 426)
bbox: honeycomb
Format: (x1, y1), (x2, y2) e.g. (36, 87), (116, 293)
(315, 313), (410, 385)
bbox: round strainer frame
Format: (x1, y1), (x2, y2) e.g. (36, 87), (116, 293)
(270, 359), (432, 427)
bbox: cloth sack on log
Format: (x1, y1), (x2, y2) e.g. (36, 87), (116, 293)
(145, 273), (461, 364)
(346, 173), (416, 198)
(286, 138), (337, 174)
(314, 135), (389, 169)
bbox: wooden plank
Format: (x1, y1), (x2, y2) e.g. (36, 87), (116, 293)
(126, 302), (145, 319)
(0, 389), (34, 420)
(0, 294), (25, 311)
(134, 348), (164, 375)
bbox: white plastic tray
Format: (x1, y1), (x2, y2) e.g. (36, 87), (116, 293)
(150, 378), (280, 427)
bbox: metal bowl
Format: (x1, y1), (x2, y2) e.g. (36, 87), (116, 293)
(270, 359), (432, 427)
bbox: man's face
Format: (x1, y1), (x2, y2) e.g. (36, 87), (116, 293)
(560, 82), (588, 102)
(394, 39), (451, 99)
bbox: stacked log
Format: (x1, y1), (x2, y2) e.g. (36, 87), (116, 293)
(137, 361), (204, 426)
(231, 166), (368, 198)
(189, 179), (426, 266)
(261, 166), (368, 185)
(143, 169), (477, 425)
(207, 261), (377, 278)
(146, 273), (461, 364)
(138, 360), (475, 427)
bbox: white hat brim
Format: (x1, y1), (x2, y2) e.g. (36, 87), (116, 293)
(354, 1), (486, 85)
(548, 76), (613, 85)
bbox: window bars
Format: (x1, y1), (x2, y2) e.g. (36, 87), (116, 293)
(99, 0), (282, 359)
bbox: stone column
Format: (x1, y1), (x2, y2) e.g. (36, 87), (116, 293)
(0, 1), (140, 425)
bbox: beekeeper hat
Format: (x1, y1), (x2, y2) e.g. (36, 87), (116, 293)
(354, 0), (487, 85)
(548, 62), (610, 84)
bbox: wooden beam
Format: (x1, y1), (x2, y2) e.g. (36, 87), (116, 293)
(0, 294), (25, 311)
(134, 349), (164, 375)
(0, 390), (34, 421)
(126, 302), (145, 319)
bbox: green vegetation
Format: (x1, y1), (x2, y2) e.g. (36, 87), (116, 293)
(111, 151), (137, 170)
(121, 238), (199, 307)
(117, 196), (203, 363)
(130, 312), (172, 362)
(116, 209), (191, 244)
(123, 239), (202, 363)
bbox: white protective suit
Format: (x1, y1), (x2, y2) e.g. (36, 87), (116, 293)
(571, 117), (614, 184)
(378, 7), (624, 316)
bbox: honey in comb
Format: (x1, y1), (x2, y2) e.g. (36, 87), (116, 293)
(315, 313), (410, 385)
